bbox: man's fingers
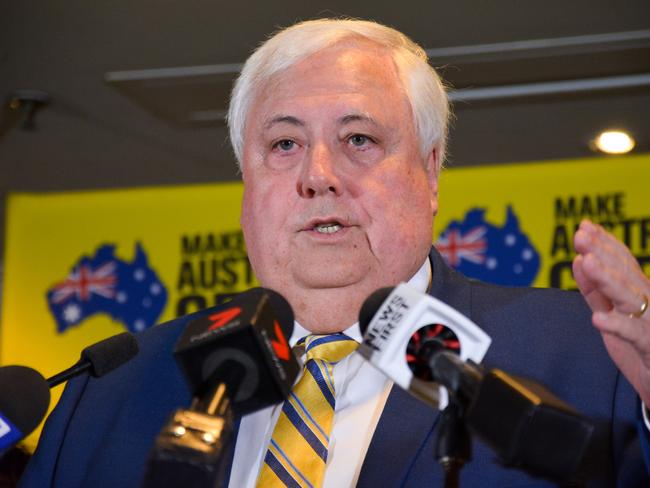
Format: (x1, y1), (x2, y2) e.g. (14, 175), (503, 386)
(574, 220), (650, 316)
(572, 255), (612, 312)
(573, 225), (593, 256)
(593, 310), (650, 362)
(581, 252), (649, 316)
(580, 222), (639, 274)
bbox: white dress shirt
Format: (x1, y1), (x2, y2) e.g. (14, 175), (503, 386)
(228, 260), (431, 487)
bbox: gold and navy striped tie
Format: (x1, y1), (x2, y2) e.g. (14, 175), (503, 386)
(256, 333), (359, 488)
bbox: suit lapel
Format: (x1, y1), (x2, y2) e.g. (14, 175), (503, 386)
(356, 385), (440, 486)
(357, 248), (474, 485)
(427, 246), (473, 318)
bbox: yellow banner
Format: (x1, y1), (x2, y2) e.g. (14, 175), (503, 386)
(434, 153), (650, 290)
(1, 182), (255, 448)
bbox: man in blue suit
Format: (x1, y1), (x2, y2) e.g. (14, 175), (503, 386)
(22, 18), (650, 487)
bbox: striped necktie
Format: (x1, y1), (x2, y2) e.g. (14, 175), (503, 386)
(256, 333), (359, 488)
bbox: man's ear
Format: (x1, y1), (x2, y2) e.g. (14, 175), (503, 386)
(425, 147), (440, 216)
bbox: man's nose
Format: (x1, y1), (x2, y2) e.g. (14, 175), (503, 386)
(297, 143), (342, 198)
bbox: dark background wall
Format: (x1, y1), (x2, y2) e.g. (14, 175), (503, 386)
(1, 0), (649, 268)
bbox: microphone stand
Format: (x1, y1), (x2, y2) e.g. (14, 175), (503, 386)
(46, 361), (92, 388)
(435, 400), (471, 488)
(420, 340), (476, 487)
(142, 363), (244, 488)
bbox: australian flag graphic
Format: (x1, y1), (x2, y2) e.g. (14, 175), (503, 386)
(46, 243), (167, 333)
(435, 206), (540, 286)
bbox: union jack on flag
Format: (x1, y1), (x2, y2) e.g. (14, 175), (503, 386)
(50, 262), (117, 304)
(435, 226), (487, 266)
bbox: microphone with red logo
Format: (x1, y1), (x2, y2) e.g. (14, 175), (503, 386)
(142, 287), (299, 488)
(358, 283), (492, 410)
(359, 284), (596, 484)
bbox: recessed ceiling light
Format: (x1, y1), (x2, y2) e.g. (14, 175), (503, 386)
(594, 130), (635, 155)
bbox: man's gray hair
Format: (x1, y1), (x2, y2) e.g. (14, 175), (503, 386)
(227, 18), (450, 171)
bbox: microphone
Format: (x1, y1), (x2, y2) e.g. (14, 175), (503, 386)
(142, 287), (299, 488)
(173, 287), (298, 416)
(1, 332), (138, 453)
(358, 283), (595, 483)
(47, 332), (139, 387)
(358, 284), (491, 408)
(0, 366), (49, 453)
(358, 284), (490, 486)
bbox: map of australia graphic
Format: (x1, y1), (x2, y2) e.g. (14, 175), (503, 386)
(436, 206), (541, 286)
(46, 243), (167, 333)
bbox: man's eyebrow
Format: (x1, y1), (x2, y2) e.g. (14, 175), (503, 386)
(339, 113), (379, 126)
(263, 115), (305, 130)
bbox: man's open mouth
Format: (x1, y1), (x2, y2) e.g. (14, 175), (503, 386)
(313, 222), (342, 234)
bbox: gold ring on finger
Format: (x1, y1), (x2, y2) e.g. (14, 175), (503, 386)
(630, 294), (649, 319)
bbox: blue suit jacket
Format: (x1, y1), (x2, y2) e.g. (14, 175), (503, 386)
(20, 249), (650, 487)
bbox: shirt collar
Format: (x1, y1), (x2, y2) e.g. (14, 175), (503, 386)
(290, 256), (432, 346)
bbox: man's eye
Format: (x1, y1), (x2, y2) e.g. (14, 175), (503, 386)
(348, 134), (371, 147)
(273, 139), (295, 151)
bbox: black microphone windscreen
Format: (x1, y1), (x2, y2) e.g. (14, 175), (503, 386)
(174, 287), (299, 416)
(80, 332), (139, 377)
(261, 287), (294, 335)
(0, 366), (50, 439)
(359, 287), (394, 334)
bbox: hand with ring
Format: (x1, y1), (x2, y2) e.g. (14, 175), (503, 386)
(573, 220), (650, 405)
(630, 294), (648, 319)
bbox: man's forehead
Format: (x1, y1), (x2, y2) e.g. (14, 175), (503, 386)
(248, 47), (406, 129)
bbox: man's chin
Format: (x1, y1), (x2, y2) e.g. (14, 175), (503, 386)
(294, 274), (367, 290)
(291, 265), (373, 291)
